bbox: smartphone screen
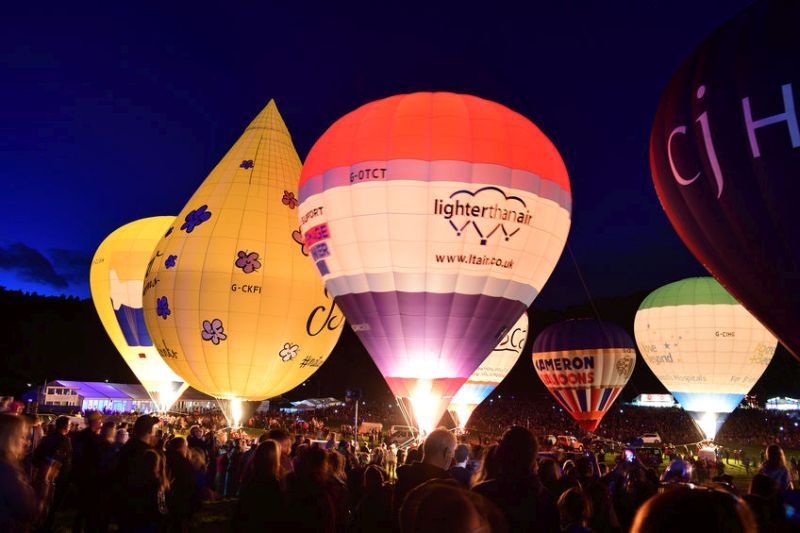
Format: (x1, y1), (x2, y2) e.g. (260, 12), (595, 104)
(624, 449), (635, 462)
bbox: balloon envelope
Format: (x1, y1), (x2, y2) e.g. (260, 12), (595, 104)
(298, 92), (571, 433)
(532, 319), (636, 433)
(634, 277), (777, 438)
(142, 101), (344, 401)
(90, 217), (188, 411)
(448, 312), (529, 430)
(650, 0), (800, 360)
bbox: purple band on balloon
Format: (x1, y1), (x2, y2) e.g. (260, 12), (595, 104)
(336, 290), (527, 380)
(298, 159), (572, 212)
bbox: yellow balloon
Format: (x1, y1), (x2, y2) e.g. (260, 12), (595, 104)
(90, 217), (189, 411)
(142, 101), (344, 401)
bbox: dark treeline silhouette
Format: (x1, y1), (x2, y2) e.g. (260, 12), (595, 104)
(1, 285), (798, 405)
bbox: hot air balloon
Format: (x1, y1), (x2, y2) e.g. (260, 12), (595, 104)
(447, 312), (528, 431)
(634, 277), (777, 439)
(532, 319), (636, 433)
(90, 217), (188, 412)
(142, 101), (344, 426)
(650, 1), (800, 361)
(298, 92), (572, 434)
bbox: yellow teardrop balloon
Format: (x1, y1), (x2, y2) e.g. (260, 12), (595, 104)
(90, 217), (189, 411)
(142, 101), (344, 401)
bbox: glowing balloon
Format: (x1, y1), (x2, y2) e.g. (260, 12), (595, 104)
(142, 101), (344, 405)
(298, 92), (571, 434)
(634, 277), (777, 439)
(532, 319), (636, 433)
(650, 1), (800, 360)
(448, 312), (528, 430)
(90, 217), (188, 411)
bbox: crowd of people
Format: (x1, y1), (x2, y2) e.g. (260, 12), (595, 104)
(0, 400), (798, 532)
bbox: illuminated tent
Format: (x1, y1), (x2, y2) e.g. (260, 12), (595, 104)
(532, 319), (636, 433)
(90, 217), (188, 411)
(142, 101), (344, 424)
(634, 277), (777, 438)
(298, 92), (571, 433)
(447, 312), (528, 430)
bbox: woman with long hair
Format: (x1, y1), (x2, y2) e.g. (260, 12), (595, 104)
(471, 444), (498, 487)
(122, 449), (170, 532)
(235, 439), (286, 531)
(0, 413), (38, 531)
(165, 437), (196, 532)
(758, 444), (794, 491)
(472, 426), (559, 532)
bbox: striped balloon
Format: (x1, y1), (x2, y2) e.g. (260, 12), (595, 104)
(532, 319), (636, 433)
(448, 312), (528, 430)
(298, 93), (571, 433)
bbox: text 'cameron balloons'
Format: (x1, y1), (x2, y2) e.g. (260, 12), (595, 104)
(448, 312), (528, 430)
(650, 1), (800, 360)
(142, 101), (343, 415)
(532, 319), (636, 433)
(634, 277), (777, 439)
(298, 92), (571, 434)
(90, 217), (188, 411)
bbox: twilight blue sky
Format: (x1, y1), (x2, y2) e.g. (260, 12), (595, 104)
(0, 2), (749, 304)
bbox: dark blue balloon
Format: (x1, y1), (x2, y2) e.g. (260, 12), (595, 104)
(650, 0), (800, 360)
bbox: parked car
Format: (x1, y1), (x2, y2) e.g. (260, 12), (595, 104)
(639, 432), (662, 444)
(557, 435), (583, 451)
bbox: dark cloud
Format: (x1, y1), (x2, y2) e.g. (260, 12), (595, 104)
(0, 243), (68, 288)
(47, 248), (93, 284)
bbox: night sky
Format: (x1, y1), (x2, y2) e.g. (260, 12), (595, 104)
(6, 2), (793, 402)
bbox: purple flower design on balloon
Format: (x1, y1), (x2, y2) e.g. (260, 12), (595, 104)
(279, 342), (299, 362)
(180, 205), (212, 233)
(156, 296), (171, 319)
(235, 251), (261, 274)
(282, 190), (297, 209)
(164, 255), (178, 269)
(240, 160), (254, 169)
(201, 319), (227, 345)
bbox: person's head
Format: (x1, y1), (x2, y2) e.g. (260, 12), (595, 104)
(132, 415), (159, 444)
(364, 464), (385, 492)
(327, 432), (336, 442)
(189, 425), (202, 439)
(661, 458), (691, 482)
(166, 436), (188, 457)
(115, 428), (129, 445)
(538, 457), (560, 484)
(187, 447), (206, 470)
(764, 444), (786, 469)
(559, 487), (591, 528)
(400, 479), (496, 533)
(54, 415), (70, 434)
(406, 447), (421, 464)
(472, 444), (499, 487)
(421, 428), (457, 470)
(252, 439), (282, 480)
(266, 428), (291, 455)
(85, 411), (103, 432)
(495, 426), (538, 477)
(575, 455), (594, 479)
(101, 420), (116, 442)
(295, 445), (329, 482)
(453, 443), (470, 465)
(328, 449), (346, 478)
(0, 413), (28, 465)
(631, 487), (756, 533)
